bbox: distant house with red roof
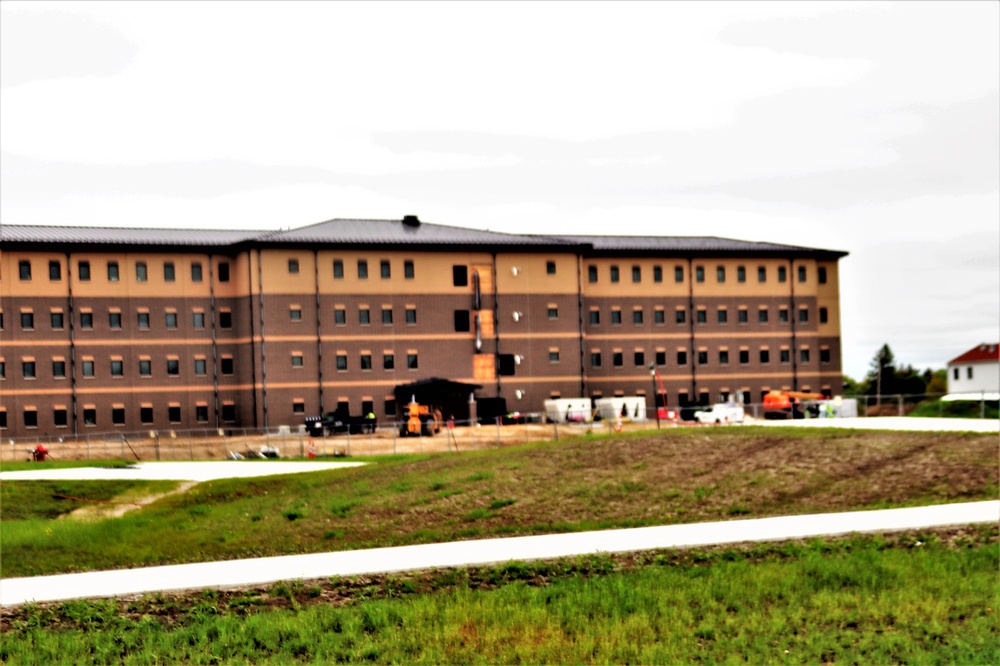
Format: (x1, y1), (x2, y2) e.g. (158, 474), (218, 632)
(946, 343), (999, 400)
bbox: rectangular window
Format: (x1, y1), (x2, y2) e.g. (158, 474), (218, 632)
(820, 348), (831, 364)
(759, 308), (769, 323)
(217, 262), (230, 282)
(798, 266), (807, 283)
(654, 309), (665, 324)
(653, 266), (662, 283)
(113, 407), (126, 425)
(23, 360), (36, 378)
(333, 260), (344, 279)
(380, 260), (391, 278)
(110, 359), (124, 377)
(675, 266), (684, 283)
(195, 405), (209, 423)
(291, 353), (303, 367)
(780, 349), (791, 364)
(336, 354), (348, 371)
(49, 260), (61, 281)
(52, 360), (66, 378)
(717, 309), (728, 324)
(0, 410), (6, 429)
(590, 352), (601, 367)
(220, 357), (233, 375)
(967, 367), (973, 380)
(78, 260), (91, 281)
(21, 311), (34, 330)
(288, 258), (299, 274)
(698, 351), (708, 365)
(738, 309), (748, 323)
(696, 309), (707, 324)
(82, 359), (94, 377)
(546, 260), (556, 275)
(221, 404), (236, 422)
(547, 306), (558, 320)
(24, 408), (38, 428)
(611, 309), (622, 325)
(953, 367), (959, 380)
(83, 407), (97, 426)
(165, 311), (178, 329)
(613, 352), (623, 367)
(610, 266), (620, 283)
(382, 308), (393, 325)
(588, 265), (598, 283)
(677, 351), (688, 365)
(695, 266), (705, 283)
(194, 358), (207, 375)
(453, 265), (467, 286)
(357, 259), (368, 279)
(140, 406), (154, 424)
(405, 307), (416, 324)
(19, 260), (32, 280)
(137, 312), (150, 329)
(800, 349), (810, 363)
(193, 311), (205, 328)
(760, 349), (770, 363)
(739, 350), (749, 364)
(799, 308), (809, 323)
(404, 260), (414, 279)
(717, 266), (725, 283)
(549, 349), (560, 363)
(191, 262), (203, 282)
(50, 310), (64, 329)
(108, 261), (120, 282)
(136, 262), (148, 282)
(779, 308), (789, 323)
(455, 310), (471, 332)
(758, 266), (766, 283)
(360, 353), (372, 370)
(109, 311), (122, 329)
(219, 311), (232, 329)
(53, 407), (68, 428)
(655, 350), (666, 365)
(166, 358), (180, 376)
(333, 307), (346, 325)
(139, 359), (152, 376)
(290, 307), (302, 321)
(164, 262), (176, 282)
(383, 353), (395, 370)
(633, 310), (643, 325)
(737, 266), (746, 283)
(634, 351), (645, 366)
(719, 350), (729, 365)
(632, 266), (641, 283)
(778, 266), (787, 283)
(80, 311), (93, 329)
(0, 360), (4, 379)
(818, 267), (828, 284)
(359, 307), (371, 325)
(407, 353), (419, 369)
(589, 310), (600, 325)
(293, 401), (305, 414)
(819, 307), (828, 324)
(169, 405), (182, 423)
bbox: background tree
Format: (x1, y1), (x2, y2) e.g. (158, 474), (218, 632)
(865, 344), (896, 404)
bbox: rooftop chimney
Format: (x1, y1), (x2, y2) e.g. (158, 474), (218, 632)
(402, 215), (421, 227)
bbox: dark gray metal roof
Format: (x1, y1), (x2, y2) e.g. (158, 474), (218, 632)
(0, 224), (259, 246)
(551, 234), (847, 257)
(262, 218), (575, 247)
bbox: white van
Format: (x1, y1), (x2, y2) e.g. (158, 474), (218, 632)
(693, 404), (745, 425)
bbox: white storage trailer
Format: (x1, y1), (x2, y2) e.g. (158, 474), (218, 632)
(543, 399), (594, 423)
(595, 397), (647, 422)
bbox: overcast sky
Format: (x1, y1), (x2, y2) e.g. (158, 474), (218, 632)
(2, 1), (997, 381)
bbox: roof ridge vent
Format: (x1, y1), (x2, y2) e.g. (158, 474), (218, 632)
(402, 215), (421, 227)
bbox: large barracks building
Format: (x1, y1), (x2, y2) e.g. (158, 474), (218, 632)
(0, 216), (846, 438)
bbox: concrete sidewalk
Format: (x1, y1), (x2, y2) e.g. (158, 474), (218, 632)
(3, 500), (996, 607)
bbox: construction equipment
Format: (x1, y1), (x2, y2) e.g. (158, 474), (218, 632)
(401, 399), (442, 437)
(763, 390), (826, 419)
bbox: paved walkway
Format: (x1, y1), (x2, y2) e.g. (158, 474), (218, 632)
(2, 501), (996, 607)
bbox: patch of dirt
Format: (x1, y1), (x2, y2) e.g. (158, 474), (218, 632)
(62, 481), (200, 521)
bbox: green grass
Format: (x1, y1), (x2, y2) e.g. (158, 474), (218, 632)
(909, 399), (999, 419)
(2, 533), (997, 664)
(2, 428), (996, 578)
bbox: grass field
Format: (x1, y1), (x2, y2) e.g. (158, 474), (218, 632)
(2, 426), (998, 663)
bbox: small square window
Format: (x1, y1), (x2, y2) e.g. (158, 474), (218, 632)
(334, 309), (346, 325)
(654, 310), (665, 324)
(221, 404), (236, 422)
(108, 261), (120, 282)
(737, 266), (746, 283)
(50, 311), (64, 329)
(358, 260), (368, 279)
(23, 361), (36, 378)
(546, 261), (556, 275)
(610, 266), (620, 283)
(407, 353), (419, 369)
(333, 260), (344, 279)
(169, 405), (182, 423)
(21, 312), (34, 330)
(696, 310), (707, 324)
(292, 354), (303, 367)
(758, 266), (767, 283)
(220, 358), (234, 375)
(193, 312), (205, 329)
(49, 260), (62, 281)
(380, 260), (391, 279)
(167, 359), (180, 376)
(799, 309), (809, 323)
(453, 265), (468, 286)
(634, 351), (644, 366)
(111, 360), (124, 377)
(360, 354), (372, 370)
(632, 266), (641, 283)
(676, 310), (686, 324)
(217, 262), (230, 282)
(82, 360), (95, 377)
(611, 310), (622, 325)
(293, 401), (305, 414)
(591, 352), (602, 367)
(588, 266), (598, 283)
(759, 309), (769, 323)
(549, 350), (560, 363)
(382, 308), (393, 325)
(195, 405), (209, 423)
(53, 408), (68, 427)
(548, 307), (558, 320)
(718, 309), (728, 324)
(52, 360), (66, 378)
(695, 266), (705, 283)
(113, 407), (126, 425)
(139, 359), (152, 376)
(454, 310), (471, 332)
(136, 262), (148, 282)
(164, 262), (176, 282)
(739, 350), (750, 364)
(19, 260), (32, 280)
(138, 312), (150, 329)
(778, 266), (787, 283)
(738, 309), (748, 323)
(780, 349), (791, 363)
(404, 260), (414, 279)
(613, 352), (623, 367)
(288, 258), (299, 274)
(675, 266), (684, 283)
(779, 308), (789, 323)
(78, 261), (91, 281)
(820, 348), (831, 363)
(83, 408), (97, 426)
(80, 312), (93, 329)
(677, 351), (688, 365)
(405, 308), (416, 324)
(336, 354), (348, 371)
(653, 266), (662, 283)
(719, 350), (729, 365)
(219, 311), (232, 329)
(290, 308), (302, 321)
(697, 351), (708, 365)
(191, 262), (203, 282)
(109, 312), (122, 329)
(798, 266), (807, 283)
(140, 407), (154, 424)
(800, 349), (810, 363)
(194, 359), (207, 375)
(359, 308), (371, 325)
(633, 310), (643, 325)
(165, 312), (178, 329)
(383, 353), (395, 370)
(589, 310), (600, 325)
(655, 351), (666, 365)
(23, 409), (38, 428)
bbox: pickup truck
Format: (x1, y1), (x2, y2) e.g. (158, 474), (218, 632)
(693, 404), (745, 425)
(306, 412), (377, 435)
